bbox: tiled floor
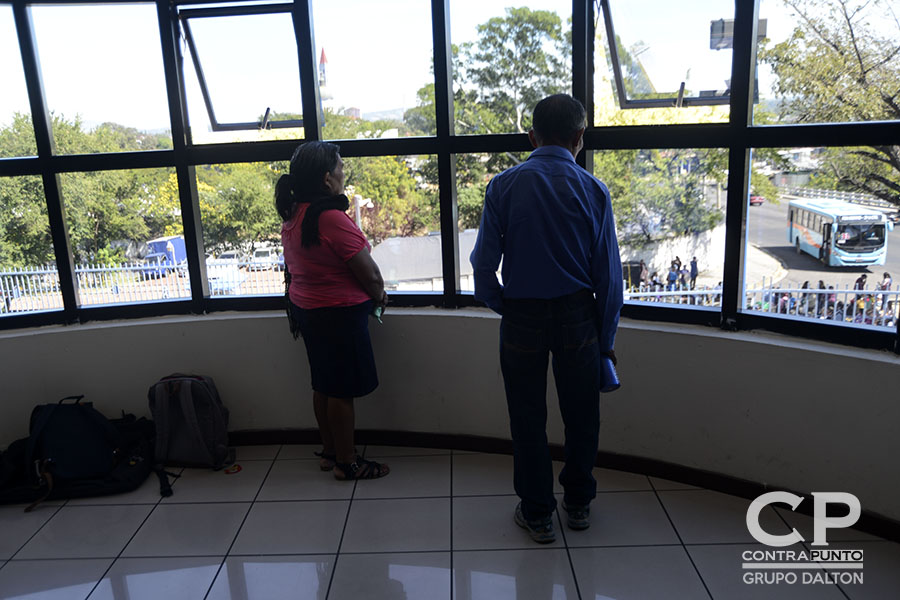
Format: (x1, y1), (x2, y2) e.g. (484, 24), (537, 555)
(0, 445), (897, 599)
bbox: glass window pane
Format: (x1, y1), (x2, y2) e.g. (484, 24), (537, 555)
(595, 148), (727, 309)
(0, 175), (63, 315)
(456, 151), (530, 293)
(0, 5), (37, 158)
(755, 0), (900, 125)
(744, 147), (898, 330)
(312, 0), (434, 139)
(357, 155), (440, 293)
(58, 168), (190, 307)
(197, 161), (284, 296)
(30, 4), (172, 154)
(595, 0), (732, 126)
(181, 10), (305, 144)
(450, 1), (571, 135)
(200, 156), (439, 297)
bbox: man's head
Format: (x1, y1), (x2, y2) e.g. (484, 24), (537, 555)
(529, 94), (586, 157)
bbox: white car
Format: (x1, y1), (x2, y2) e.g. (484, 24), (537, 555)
(249, 248), (278, 271)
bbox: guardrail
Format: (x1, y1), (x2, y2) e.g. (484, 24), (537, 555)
(784, 186), (896, 210)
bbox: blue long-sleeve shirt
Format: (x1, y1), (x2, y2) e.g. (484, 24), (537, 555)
(469, 145), (624, 351)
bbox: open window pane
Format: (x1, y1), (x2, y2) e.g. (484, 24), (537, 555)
(181, 9), (305, 144)
(0, 175), (62, 315)
(449, 0), (571, 135)
(594, 0), (733, 126)
(59, 167), (191, 307)
(743, 147), (898, 330)
(594, 148), (727, 309)
(30, 3), (172, 154)
(0, 5), (37, 158)
(312, 0), (435, 139)
(755, 0), (900, 125)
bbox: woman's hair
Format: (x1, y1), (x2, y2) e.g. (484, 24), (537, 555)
(275, 141), (341, 221)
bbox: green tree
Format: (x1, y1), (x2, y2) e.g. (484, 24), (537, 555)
(760, 0), (900, 204)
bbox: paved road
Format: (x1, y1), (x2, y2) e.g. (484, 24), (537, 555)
(746, 196), (900, 290)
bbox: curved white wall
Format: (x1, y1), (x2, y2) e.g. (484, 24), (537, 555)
(1, 309), (898, 522)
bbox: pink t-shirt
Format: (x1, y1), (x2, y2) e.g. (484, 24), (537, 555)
(281, 205), (371, 309)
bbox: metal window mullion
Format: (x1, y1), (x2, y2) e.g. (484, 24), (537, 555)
(573, 0), (590, 172)
(720, 0), (760, 327)
(158, 0), (208, 308)
(13, 2), (79, 320)
(433, 0), (458, 306)
(292, 0), (321, 141)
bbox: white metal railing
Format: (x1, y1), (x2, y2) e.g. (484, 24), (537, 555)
(0, 261), (286, 313)
(625, 281), (898, 330)
(3, 263), (897, 331)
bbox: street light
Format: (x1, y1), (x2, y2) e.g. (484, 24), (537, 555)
(353, 194), (374, 230)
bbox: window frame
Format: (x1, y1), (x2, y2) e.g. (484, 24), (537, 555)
(178, 3), (305, 133)
(0, 0), (897, 354)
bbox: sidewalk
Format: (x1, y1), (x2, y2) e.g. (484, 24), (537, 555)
(695, 244), (787, 289)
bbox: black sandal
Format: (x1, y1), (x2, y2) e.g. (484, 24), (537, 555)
(333, 456), (390, 480)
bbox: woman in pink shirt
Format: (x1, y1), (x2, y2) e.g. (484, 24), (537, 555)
(276, 141), (389, 480)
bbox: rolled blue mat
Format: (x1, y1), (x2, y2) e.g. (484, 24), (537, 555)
(599, 355), (621, 393)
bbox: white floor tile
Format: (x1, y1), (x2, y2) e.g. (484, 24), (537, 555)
(88, 556), (223, 600)
(230, 500), (348, 555)
(121, 503), (249, 557)
(277, 445), (323, 460)
(453, 495), (564, 551)
(329, 552), (451, 600)
(594, 467), (653, 492)
(0, 558), (112, 599)
(16, 504), (153, 559)
(353, 455), (451, 499)
(562, 491), (681, 547)
(570, 546), (709, 599)
(206, 555), (334, 600)
(452, 453), (515, 496)
(161, 460), (270, 503)
(453, 549), (578, 600)
(649, 476), (700, 491)
(658, 489), (791, 544)
(66, 473), (166, 506)
(233, 445), (281, 460)
(341, 498), (451, 553)
(688, 543), (847, 599)
(364, 445), (450, 457)
(0, 503), (62, 559)
(814, 540), (900, 600)
(256, 459), (354, 501)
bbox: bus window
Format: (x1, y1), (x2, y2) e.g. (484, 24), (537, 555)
(836, 223), (885, 250)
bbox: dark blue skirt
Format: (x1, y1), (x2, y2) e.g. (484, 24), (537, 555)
(290, 300), (378, 398)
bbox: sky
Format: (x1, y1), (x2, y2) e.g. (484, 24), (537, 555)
(0, 0), (834, 134)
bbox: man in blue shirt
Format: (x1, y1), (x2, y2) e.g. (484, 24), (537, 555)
(470, 94), (623, 543)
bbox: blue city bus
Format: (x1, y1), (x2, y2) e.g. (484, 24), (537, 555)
(788, 198), (893, 267)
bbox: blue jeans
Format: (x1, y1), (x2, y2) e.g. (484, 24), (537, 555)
(500, 289), (602, 521)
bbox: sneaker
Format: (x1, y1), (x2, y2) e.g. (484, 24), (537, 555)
(514, 502), (556, 544)
(561, 501), (590, 530)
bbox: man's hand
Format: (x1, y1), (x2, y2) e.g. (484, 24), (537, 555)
(605, 349), (617, 367)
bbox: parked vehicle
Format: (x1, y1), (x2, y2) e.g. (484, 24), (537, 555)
(749, 195), (766, 206)
(249, 247), (278, 271)
(141, 236), (186, 278)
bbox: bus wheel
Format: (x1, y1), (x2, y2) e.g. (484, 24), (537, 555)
(795, 239), (801, 254)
